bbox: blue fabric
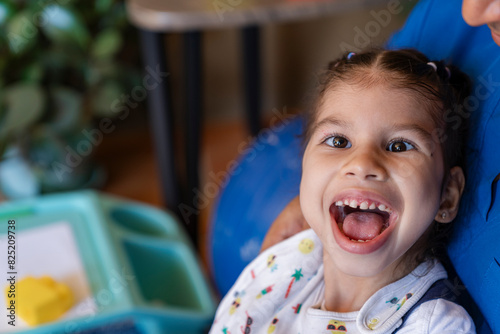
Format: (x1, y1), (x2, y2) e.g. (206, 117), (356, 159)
(388, 1), (500, 332)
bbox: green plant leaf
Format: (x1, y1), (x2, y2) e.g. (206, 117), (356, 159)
(22, 127), (91, 192)
(91, 28), (122, 60)
(22, 62), (44, 82)
(48, 87), (83, 134)
(95, 0), (114, 14)
(92, 80), (123, 117)
(0, 0), (16, 27)
(0, 137), (8, 161)
(28, 127), (98, 192)
(43, 46), (77, 72)
(0, 55), (8, 75)
(0, 85), (3, 103)
(0, 89), (6, 139)
(86, 61), (118, 86)
(99, 2), (127, 28)
(6, 9), (38, 55)
(40, 5), (90, 49)
(1, 83), (45, 136)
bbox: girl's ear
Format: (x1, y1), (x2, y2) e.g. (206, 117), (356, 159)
(435, 166), (465, 223)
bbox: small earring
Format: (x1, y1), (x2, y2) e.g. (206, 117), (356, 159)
(441, 212), (447, 219)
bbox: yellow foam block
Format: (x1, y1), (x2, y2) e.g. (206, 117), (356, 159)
(5, 276), (74, 326)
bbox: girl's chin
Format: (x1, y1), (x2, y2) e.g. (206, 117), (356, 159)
(323, 248), (392, 279)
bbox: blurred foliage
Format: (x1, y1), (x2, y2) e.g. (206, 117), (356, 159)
(0, 0), (141, 194)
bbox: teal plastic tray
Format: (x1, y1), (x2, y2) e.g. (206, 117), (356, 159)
(0, 190), (215, 333)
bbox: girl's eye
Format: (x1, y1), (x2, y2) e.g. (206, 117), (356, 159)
(325, 136), (351, 149)
(387, 140), (415, 152)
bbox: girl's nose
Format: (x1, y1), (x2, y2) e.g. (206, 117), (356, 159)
(462, 0), (500, 27)
(341, 148), (388, 182)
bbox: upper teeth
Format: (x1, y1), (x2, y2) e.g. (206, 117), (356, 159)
(335, 200), (392, 213)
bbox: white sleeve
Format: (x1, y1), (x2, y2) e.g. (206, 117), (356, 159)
(400, 299), (476, 334)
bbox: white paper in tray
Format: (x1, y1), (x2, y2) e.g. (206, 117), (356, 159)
(0, 222), (96, 332)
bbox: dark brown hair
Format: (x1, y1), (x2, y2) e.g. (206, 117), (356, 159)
(305, 48), (472, 269)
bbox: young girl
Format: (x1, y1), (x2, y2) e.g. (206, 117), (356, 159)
(209, 49), (476, 333)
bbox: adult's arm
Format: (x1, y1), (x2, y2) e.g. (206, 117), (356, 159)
(260, 196), (308, 252)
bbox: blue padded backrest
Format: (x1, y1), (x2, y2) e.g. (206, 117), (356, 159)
(209, 117), (303, 295)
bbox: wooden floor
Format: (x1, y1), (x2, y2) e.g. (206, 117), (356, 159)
(94, 117), (249, 275)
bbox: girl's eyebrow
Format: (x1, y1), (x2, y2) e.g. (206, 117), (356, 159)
(312, 116), (351, 133)
(389, 123), (434, 142)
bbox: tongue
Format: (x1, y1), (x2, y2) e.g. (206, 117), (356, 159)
(342, 212), (384, 241)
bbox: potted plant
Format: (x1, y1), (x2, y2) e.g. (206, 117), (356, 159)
(0, 0), (140, 198)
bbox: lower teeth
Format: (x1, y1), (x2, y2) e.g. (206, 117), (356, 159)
(348, 238), (366, 242)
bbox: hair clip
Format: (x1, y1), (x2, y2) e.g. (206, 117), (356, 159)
(347, 52), (356, 60)
(445, 67), (451, 79)
(427, 61), (451, 79)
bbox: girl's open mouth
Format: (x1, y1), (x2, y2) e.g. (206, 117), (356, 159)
(330, 198), (398, 254)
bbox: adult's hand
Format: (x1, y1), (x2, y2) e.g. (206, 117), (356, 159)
(260, 196), (309, 252)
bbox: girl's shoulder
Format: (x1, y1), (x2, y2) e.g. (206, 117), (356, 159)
(228, 228), (323, 294)
(209, 229), (324, 333)
(400, 298), (476, 334)
(249, 228), (323, 280)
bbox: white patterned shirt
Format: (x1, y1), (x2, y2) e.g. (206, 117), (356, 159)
(209, 229), (475, 334)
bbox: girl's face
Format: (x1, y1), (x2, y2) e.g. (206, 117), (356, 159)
(300, 83), (447, 280)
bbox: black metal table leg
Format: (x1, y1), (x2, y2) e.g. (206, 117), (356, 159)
(138, 30), (181, 217)
(242, 25), (262, 136)
(184, 31), (203, 246)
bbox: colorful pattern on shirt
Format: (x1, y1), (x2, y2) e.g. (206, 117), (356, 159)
(210, 229), (474, 334)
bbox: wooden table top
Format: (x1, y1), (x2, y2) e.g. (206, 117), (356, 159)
(126, 0), (388, 32)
